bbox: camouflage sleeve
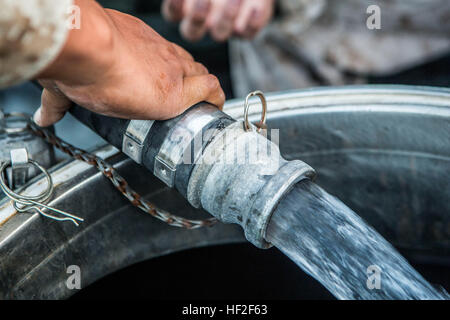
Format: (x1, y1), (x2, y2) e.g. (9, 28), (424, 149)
(0, 0), (73, 88)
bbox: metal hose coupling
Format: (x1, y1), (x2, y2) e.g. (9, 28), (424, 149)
(184, 92), (316, 248)
(71, 92), (316, 249)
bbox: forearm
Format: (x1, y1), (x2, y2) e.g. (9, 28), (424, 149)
(0, 0), (72, 88)
(38, 0), (115, 85)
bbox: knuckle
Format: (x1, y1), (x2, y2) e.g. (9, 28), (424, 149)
(223, 5), (240, 20)
(163, 0), (184, 21)
(195, 62), (208, 73)
(173, 43), (191, 57)
(165, 44), (178, 56)
(191, 13), (207, 25)
(204, 74), (220, 90)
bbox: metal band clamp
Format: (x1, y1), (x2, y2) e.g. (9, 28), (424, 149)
(122, 120), (155, 164)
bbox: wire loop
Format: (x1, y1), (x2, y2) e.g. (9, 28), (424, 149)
(0, 159), (84, 226)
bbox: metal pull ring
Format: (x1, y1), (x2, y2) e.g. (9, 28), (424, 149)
(244, 91), (267, 133)
(0, 159), (84, 226)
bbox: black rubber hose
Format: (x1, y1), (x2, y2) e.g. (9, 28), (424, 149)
(69, 105), (130, 149)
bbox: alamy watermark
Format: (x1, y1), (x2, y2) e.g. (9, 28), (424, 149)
(366, 5), (381, 30)
(366, 265), (382, 290)
(66, 5), (81, 30)
(66, 265), (81, 290)
(161, 127), (281, 173)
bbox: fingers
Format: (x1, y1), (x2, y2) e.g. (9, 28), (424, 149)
(234, 1), (255, 38)
(234, 0), (273, 39)
(34, 86), (73, 127)
(162, 0), (185, 22)
(180, 0), (211, 42)
(181, 74), (225, 112)
(167, 0), (273, 42)
(208, 0), (242, 42)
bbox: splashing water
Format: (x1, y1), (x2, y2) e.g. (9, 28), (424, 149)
(266, 180), (449, 300)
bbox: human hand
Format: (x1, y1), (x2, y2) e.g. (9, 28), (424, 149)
(162, 0), (275, 42)
(34, 0), (225, 127)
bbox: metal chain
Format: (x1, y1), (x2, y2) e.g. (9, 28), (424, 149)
(27, 121), (218, 229)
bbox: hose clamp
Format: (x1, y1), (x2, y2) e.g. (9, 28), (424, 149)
(122, 120), (155, 164)
(154, 104), (222, 188)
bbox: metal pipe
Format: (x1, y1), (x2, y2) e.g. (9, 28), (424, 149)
(69, 100), (315, 249)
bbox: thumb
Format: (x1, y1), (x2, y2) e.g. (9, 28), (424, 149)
(34, 87), (73, 127)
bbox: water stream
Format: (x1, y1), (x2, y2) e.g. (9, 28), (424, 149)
(266, 179), (449, 300)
